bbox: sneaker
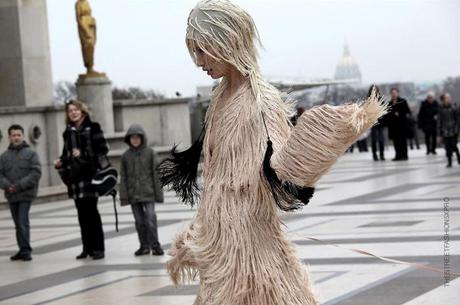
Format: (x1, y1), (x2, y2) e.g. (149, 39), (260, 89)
(134, 248), (150, 256)
(92, 251), (105, 260)
(151, 247), (164, 256)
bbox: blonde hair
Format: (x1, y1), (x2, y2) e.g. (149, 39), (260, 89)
(186, 0), (269, 103)
(65, 99), (91, 125)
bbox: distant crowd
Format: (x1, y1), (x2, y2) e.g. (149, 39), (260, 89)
(347, 86), (460, 168)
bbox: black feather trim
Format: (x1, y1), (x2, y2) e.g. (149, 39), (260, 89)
(157, 127), (205, 206)
(263, 139), (314, 211)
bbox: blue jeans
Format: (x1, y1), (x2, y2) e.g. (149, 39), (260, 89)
(131, 202), (160, 249)
(9, 201), (32, 255)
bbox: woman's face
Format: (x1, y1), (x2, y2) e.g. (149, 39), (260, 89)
(443, 94), (452, 105)
(195, 48), (231, 79)
(67, 104), (84, 123)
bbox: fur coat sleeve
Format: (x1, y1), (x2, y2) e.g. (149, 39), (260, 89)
(268, 91), (388, 187)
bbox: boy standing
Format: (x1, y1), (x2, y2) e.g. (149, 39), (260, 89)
(0, 125), (41, 261)
(120, 124), (164, 256)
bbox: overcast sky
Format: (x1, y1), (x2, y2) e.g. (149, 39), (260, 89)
(47, 0), (460, 97)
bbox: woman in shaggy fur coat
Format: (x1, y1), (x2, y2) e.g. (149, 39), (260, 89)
(158, 1), (388, 304)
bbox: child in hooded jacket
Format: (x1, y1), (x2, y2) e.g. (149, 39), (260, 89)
(120, 124), (164, 255)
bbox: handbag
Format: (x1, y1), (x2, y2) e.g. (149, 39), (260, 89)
(91, 159), (119, 232)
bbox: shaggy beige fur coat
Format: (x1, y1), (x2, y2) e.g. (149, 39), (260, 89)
(167, 78), (387, 305)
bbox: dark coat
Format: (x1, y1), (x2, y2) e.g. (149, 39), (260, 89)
(120, 124), (164, 206)
(438, 103), (460, 137)
(417, 100), (439, 132)
(60, 116), (109, 199)
(387, 97), (412, 139)
(0, 142), (41, 202)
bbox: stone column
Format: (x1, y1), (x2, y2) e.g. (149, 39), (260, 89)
(76, 76), (115, 134)
(0, 0), (53, 107)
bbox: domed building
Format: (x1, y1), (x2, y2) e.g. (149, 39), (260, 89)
(334, 43), (362, 83)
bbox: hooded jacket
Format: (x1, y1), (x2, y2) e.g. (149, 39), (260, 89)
(0, 142), (41, 202)
(119, 124), (164, 206)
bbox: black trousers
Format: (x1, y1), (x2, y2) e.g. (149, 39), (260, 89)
(371, 126), (385, 157)
(444, 135), (460, 162)
(424, 129), (437, 153)
(75, 197), (105, 253)
(392, 134), (408, 159)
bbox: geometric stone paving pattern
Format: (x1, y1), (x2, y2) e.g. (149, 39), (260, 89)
(0, 146), (458, 304)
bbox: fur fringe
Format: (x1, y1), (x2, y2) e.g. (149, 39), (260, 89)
(263, 139), (315, 211)
(157, 126), (205, 206)
(271, 87), (389, 187)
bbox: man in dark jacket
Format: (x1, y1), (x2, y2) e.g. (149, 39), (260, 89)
(120, 124), (164, 256)
(438, 93), (460, 167)
(417, 92), (439, 155)
(0, 125), (41, 261)
(387, 88), (412, 161)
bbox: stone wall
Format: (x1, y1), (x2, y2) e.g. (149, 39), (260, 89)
(113, 98), (192, 149)
(0, 105), (65, 187)
(0, 97), (192, 189)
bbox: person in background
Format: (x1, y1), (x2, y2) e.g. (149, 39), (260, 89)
(356, 130), (369, 152)
(369, 85), (387, 161)
(418, 92), (439, 154)
(438, 93), (460, 168)
(120, 124), (164, 256)
(54, 99), (109, 260)
(0, 124), (41, 261)
(407, 111), (420, 150)
(291, 107), (305, 126)
(387, 88), (411, 161)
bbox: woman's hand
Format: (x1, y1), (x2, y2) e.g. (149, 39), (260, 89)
(72, 149), (81, 158)
(54, 158), (63, 169)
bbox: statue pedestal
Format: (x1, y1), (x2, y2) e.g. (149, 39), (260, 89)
(76, 76), (114, 134)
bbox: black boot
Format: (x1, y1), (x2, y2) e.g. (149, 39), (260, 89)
(446, 156), (452, 168)
(76, 251), (90, 260)
(151, 247), (164, 256)
(10, 252), (32, 261)
(373, 154), (378, 161)
(92, 251), (105, 260)
(134, 248), (150, 256)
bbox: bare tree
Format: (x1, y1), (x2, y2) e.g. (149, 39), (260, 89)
(54, 81), (76, 104)
(112, 86), (164, 101)
(442, 76), (460, 102)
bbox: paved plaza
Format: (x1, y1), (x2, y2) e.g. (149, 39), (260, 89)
(0, 146), (459, 305)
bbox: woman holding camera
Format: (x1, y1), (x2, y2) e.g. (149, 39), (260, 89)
(54, 99), (109, 260)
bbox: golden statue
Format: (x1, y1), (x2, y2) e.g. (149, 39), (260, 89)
(76, 0), (105, 79)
